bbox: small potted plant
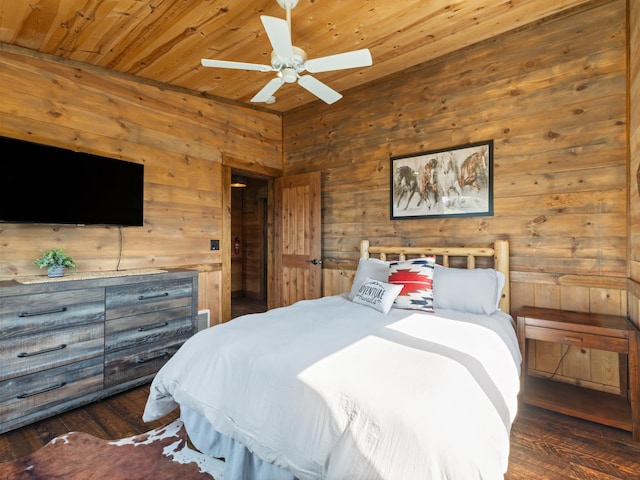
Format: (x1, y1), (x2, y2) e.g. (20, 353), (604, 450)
(33, 248), (77, 278)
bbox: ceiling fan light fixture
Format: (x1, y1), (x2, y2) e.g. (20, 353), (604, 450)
(282, 68), (297, 83)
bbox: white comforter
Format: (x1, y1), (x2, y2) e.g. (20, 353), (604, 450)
(143, 294), (521, 480)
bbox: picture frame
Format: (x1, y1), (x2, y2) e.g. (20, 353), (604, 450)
(390, 140), (493, 220)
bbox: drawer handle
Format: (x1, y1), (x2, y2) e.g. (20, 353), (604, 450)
(138, 292), (169, 301)
(137, 322), (169, 332)
(18, 307), (68, 317)
(17, 382), (67, 399)
(564, 335), (583, 343)
(136, 351), (170, 364)
(17, 343), (68, 358)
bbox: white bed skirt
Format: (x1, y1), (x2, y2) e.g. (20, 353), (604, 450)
(182, 405), (297, 480)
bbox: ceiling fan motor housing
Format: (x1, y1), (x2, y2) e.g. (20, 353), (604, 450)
(271, 46), (307, 76)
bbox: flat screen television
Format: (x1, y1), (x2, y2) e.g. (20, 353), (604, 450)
(0, 136), (144, 226)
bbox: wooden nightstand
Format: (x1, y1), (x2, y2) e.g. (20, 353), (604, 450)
(516, 306), (640, 442)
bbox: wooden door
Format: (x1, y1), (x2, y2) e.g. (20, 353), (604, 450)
(272, 172), (322, 308)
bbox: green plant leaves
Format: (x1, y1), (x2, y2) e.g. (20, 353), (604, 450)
(33, 248), (77, 270)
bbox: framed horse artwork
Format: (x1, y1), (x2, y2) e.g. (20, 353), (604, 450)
(390, 140), (494, 220)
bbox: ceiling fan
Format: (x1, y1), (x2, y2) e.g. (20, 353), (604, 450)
(200, 0), (372, 105)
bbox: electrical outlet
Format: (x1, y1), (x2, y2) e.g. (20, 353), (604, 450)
(210, 239), (220, 250)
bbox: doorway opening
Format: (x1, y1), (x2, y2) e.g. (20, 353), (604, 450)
(230, 172), (269, 319)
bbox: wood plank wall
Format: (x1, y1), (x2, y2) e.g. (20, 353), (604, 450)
(629, 0), (640, 329)
(0, 46), (282, 325)
(285, 0), (629, 393)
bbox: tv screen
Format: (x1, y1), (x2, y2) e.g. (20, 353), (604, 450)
(0, 136), (144, 226)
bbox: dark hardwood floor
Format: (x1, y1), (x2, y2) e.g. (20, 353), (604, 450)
(506, 405), (640, 479)
(231, 295), (268, 319)
(2, 296), (639, 478)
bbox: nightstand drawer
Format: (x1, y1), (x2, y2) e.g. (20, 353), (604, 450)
(525, 325), (629, 353)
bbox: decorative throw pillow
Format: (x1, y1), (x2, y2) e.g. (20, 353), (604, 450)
(352, 277), (403, 314)
(348, 257), (390, 300)
(433, 265), (504, 315)
(388, 257), (435, 313)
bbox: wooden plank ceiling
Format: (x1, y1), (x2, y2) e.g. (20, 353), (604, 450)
(0, 0), (594, 113)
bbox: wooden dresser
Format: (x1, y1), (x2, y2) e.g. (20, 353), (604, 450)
(0, 268), (198, 434)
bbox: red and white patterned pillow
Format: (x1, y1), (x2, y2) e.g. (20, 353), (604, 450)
(388, 256), (436, 313)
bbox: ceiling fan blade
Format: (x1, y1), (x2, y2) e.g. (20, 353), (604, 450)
(304, 49), (373, 73)
(251, 77), (285, 103)
(298, 75), (343, 104)
(260, 15), (294, 59)
(201, 59), (272, 72)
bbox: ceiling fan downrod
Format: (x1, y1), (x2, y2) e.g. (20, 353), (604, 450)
(277, 0), (298, 30)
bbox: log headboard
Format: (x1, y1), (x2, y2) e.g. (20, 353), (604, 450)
(359, 239), (510, 314)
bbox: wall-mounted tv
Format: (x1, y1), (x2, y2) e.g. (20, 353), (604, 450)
(0, 136), (144, 226)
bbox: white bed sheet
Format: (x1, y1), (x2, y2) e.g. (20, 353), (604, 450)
(143, 294), (521, 480)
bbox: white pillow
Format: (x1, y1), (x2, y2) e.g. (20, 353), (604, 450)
(352, 277), (403, 314)
(348, 257), (390, 300)
(433, 265), (504, 315)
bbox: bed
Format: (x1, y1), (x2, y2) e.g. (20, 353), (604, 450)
(143, 239), (521, 479)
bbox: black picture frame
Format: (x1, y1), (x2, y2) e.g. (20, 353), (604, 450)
(390, 140), (494, 220)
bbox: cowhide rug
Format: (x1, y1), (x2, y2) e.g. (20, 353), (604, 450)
(0, 420), (224, 480)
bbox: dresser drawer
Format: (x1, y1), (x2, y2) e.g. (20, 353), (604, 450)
(105, 305), (195, 353)
(0, 323), (104, 381)
(0, 357), (103, 426)
(104, 338), (188, 387)
(105, 279), (193, 320)
(525, 325), (629, 353)
(0, 288), (104, 339)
